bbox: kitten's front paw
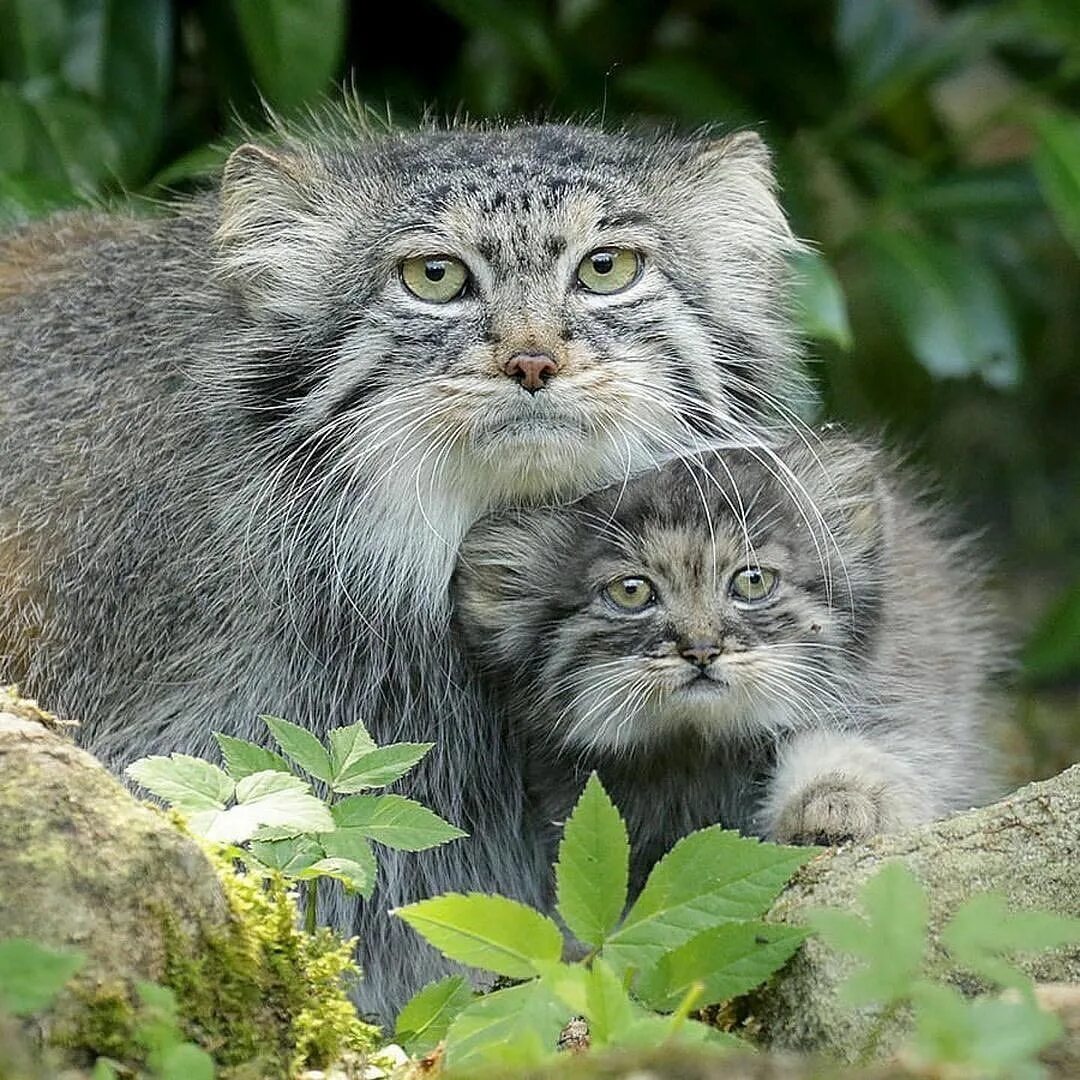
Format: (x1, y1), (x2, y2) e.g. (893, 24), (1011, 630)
(770, 773), (890, 846)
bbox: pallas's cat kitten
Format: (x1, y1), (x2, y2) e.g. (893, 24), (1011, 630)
(454, 436), (1002, 893)
(0, 114), (800, 1019)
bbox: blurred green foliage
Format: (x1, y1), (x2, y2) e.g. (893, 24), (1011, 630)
(1, 0), (1077, 768)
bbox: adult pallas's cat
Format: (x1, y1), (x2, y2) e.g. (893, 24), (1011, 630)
(0, 111), (801, 1020)
(454, 436), (1002, 897)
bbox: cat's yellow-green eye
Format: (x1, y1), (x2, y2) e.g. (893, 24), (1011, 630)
(401, 255), (469, 302)
(577, 247), (642, 295)
(603, 576), (655, 611)
(729, 566), (778, 603)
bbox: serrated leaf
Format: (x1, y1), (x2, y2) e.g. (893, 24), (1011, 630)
(261, 715), (332, 782)
(444, 980), (568, 1071)
(214, 733), (290, 779)
(328, 720), (377, 783)
(395, 974), (474, 1055)
(532, 959), (590, 1016)
(582, 959), (639, 1046)
(0, 940), (85, 1016)
(332, 742), (434, 793)
(394, 893), (564, 979)
(297, 856), (374, 897)
(126, 754), (234, 812)
(555, 773), (630, 948)
(607, 1011), (741, 1050)
(807, 862), (928, 1005)
(636, 922), (808, 1012)
(194, 770), (333, 843)
(941, 893), (1080, 990)
(332, 794), (466, 851)
(604, 827), (813, 977)
(248, 834), (325, 876)
(792, 248), (853, 349)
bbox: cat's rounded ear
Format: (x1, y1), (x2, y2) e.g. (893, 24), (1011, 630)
(691, 130), (776, 189)
(453, 510), (574, 644)
(215, 143), (344, 318)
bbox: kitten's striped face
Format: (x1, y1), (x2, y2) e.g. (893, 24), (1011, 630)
(214, 124), (800, 507)
(454, 446), (884, 753)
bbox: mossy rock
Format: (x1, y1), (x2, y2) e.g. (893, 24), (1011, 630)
(0, 688), (379, 1078)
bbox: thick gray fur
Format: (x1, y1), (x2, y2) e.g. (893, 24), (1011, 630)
(0, 113), (802, 1022)
(454, 437), (1005, 901)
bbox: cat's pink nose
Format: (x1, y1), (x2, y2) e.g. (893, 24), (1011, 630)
(504, 353), (558, 394)
(681, 641), (722, 667)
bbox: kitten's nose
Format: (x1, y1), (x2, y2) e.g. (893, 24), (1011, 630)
(680, 640), (722, 667)
(504, 353), (558, 394)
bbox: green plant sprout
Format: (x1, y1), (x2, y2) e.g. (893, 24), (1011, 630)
(391, 773), (816, 1072)
(808, 862), (1080, 1079)
(127, 715), (465, 932)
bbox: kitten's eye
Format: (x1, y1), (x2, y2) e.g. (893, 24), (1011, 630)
(577, 248), (642, 295)
(400, 255), (469, 302)
(730, 567), (778, 603)
(603, 576), (655, 611)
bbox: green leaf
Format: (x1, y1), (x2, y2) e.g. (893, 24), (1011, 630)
(395, 975), (474, 1055)
(327, 720), (377, 783)
(297, 856), (375, 897)
(791, 249), (853, 349)
(806, 862), (928, 1005)
(91, 1060), (119, 1080)
(214, 733), (290, 780)
(393, 893), (564, 979)
(863, 230), (1021, 388)
(604, 828), (813, 977)
(126, 754), (234, 813)
(193, 770), (333, 843)
(331, 742), (434, 794)
(0, 939), (84, 1016)
(533, 957), (643, 1048)
(941, 893), (1080, 990)
(231, 0), (346, 111)
(444, 980), (568, 1071)
(636, 922), (808, 1012)
(319, 826), (376, 864)
(910, 981), (1062, 1074)
(582, 959), (639, 1046)
(555, 773), (630, 948)
(332, 794), (466, 851)
(248, 833), (325, 876)
(261, 715), (332, 782)
(1034, 108), (1080, 259)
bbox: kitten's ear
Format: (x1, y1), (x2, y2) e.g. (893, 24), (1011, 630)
(215, 143), (343, 317)
(453, 510), (573, 656)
